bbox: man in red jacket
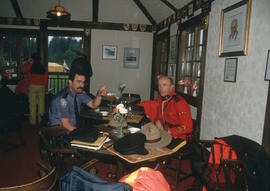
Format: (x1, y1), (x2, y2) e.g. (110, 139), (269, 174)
(155, 76), (193, 139)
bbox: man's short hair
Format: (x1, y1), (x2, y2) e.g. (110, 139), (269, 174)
(158, 75), (173, 84)
(69, 68), (87, 81)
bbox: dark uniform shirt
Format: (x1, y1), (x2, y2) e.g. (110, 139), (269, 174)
(49, 87), (91, 127)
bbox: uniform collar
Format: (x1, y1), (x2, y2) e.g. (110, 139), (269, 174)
(160, 91), (176, 101)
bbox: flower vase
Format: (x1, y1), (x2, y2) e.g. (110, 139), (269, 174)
(184, 86), (188, 94)
(118, 116), (124, 138)
(192, 90), (197, 97)
(109, 99), (113, 113)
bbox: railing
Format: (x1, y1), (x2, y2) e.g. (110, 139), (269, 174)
(48, 72), (69, 94)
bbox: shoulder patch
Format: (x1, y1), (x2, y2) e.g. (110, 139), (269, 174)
(172, 95), (181, 102)
(60, 98), (67, 108)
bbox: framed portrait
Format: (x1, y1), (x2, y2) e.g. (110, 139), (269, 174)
(219, 0), (252, 57)
(123, 48), (140, 69)
(265, 50), (270, 81)
(102, 45), (117, 60)
(224, 58), (238, 82)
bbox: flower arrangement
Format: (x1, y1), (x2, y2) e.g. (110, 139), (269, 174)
(107, 92), (116, 112)
(119, 83), (126, 97)
(178, 79), (191, 94)
(112, 103), (128, 137)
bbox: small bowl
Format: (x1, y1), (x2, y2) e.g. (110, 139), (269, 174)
(100, 111), (109, 116)
(128, 127), (140, 134)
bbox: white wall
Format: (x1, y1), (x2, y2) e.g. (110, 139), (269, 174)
(90, 29), (153, 101)
(201, 0), (270, 143)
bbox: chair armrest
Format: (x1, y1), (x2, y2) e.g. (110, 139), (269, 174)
(42, 126), (70, 137)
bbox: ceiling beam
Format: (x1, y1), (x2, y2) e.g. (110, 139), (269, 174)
(10, 0), (23, 18)
(133, 0), (156, 25)
(160, 0), (178, 12)
(93, 0), (98, 22)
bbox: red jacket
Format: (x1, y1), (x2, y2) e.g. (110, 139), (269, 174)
(28, 71), (48, 86)
(156, 91), (193, 139)
(15, 79), (29, 96)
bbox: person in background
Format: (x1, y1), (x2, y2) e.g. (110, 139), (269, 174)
(49, 68), (107, 132)
(15, 72), (29, 97)
(27, 53), (48, 126)
(155, 76), (193, 139)
(70, 48), (93, 92)
(21, 56), (33, 74)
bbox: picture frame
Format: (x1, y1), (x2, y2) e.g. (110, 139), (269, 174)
(102, 45), (117, 60)
(224, 58), (238, 82)
(187, 2), (194, 18)
(264, 50), (270, 81)
(123, 48), (140, 69)
(219, 0), (252, 57)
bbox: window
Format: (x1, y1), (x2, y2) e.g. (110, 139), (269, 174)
(176, 24), (205, 97)
(0, 33), (37, 83)
(47, 33), (83, 94)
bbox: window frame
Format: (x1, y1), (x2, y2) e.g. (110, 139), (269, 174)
(0, 28), (38, 84)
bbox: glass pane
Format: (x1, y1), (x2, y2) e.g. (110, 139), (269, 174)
(22, 37), (36, 61)
(188, 33), (191, 46)
(197, 45), (202, 61)
(199, 29), (204, 44)
(185, 62), (191, 76)
(187, 48), (191, 61)
(48, 36), (83, 72)
(2, 37), (17, 80)
(197, 62), (201, 77)
(191, 32), (195, 46)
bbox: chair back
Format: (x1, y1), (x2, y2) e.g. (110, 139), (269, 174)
(0, 161), (56, 191)
(191, 140), (247, 191)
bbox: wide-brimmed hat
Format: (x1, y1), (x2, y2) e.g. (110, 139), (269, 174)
(114, 133), (148, 155)
(141, 123), (172, 149)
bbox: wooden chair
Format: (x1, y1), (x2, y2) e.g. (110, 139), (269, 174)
(39, 126), (99, 178)
(0, 160), (56, 191)
(190, 140), (247, 191)
(163, 119), (199, 188)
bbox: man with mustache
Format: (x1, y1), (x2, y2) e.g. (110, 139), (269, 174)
(49, 69), (108, 131)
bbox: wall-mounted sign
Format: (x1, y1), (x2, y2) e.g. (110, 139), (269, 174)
(123, 48), (140, 69)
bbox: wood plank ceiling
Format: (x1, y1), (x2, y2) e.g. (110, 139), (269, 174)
(0, 0), (191, 25)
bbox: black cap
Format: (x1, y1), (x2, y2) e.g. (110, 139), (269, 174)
(114, 133), (148, 155)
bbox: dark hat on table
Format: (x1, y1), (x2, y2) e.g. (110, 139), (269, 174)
(114, 133), (148, 155)
(141, 123), (172, 149)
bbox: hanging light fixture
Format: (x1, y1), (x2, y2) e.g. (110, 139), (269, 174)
(47, 0), (71, 21)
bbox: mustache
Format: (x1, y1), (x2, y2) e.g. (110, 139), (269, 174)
(77, 87), (84, 90)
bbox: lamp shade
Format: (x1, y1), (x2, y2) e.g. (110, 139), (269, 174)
(47, 3), (70, 20)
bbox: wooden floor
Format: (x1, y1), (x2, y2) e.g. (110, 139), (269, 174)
(0, 124), (195, 190)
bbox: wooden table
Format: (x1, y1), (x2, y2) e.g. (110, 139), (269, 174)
(72, 125), (186, 179)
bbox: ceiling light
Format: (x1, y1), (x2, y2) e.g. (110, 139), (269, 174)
(47, 0), (70, 21)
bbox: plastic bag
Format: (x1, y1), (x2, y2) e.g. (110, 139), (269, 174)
(119, 167), (170, 191)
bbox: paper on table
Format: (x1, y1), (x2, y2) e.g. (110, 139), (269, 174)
(71, 137), (111, 150)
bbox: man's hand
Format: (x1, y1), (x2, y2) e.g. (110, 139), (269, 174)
(97, 84), (108, 97)
(155, 120), (164, 130)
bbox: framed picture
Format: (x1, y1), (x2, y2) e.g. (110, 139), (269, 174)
(265, 50), (270, 81)
(102, 45), (117, 60)
(123, 48), (140, 69)
(188, 2), (194, 17)
(224, 58), (238, 82)
(219, 0), (252, 57)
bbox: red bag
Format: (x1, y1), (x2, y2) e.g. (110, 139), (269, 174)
(119, 167), (170, 191)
